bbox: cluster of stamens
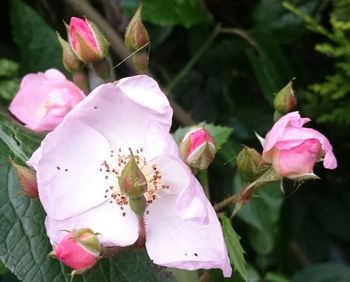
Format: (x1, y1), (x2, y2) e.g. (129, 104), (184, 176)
(99, 147), (170, 216)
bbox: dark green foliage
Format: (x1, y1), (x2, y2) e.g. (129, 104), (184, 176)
(121, 0), (211, 27)
(10, 0), (64, 73)
(1, 0), (350, 281)
(285, 1), (350, 124)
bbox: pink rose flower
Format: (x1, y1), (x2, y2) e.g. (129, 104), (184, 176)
(9, 69), (85, 132)
(68, 17), (109, 63)
(29, 75), (232, 277)
(53, 229), (100, 271)
(262, 111), (337, 178)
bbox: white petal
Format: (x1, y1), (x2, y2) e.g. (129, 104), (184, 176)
(36, 119), (111, 220)
(145, 192), (232, 277)
(45, 201), (139, 247)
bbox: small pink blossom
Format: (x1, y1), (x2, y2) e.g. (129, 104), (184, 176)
(53, 229), (100, 271)
(29, 75), (232, 276)
(68, 17), (109, 63)
(262, 111), (337, 178)
(180, 127), (216, 170)
(9, 69), (85, 132)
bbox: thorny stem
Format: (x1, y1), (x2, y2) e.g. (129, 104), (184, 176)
(136, 217), (146, 247)
(214, 168), (281, 212)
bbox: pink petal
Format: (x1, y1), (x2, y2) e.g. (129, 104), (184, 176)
(44, 69), (66, 80)
(145, 192), (232, 277)
(69, 17), (98, 51)
(274, 127), (337, 170)
(263, 111), (304, 162)
(272, 139), (322, 176)
(54, 232), (98, 270)
(45, 202), (138, 247)
(9, 69), (84, 131)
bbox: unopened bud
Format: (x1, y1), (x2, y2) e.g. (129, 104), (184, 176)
(51, 228), (101, 273)
(67, 17), (109, 63)
(125, 4), (150, 51)
(9, 159), (38, 198)
(180, 127), (216, 170)
(118, 151), (147, 198)
(236, 146), (268, 181)
(274, 80), (297, 114)
(56, 32), (83, 73)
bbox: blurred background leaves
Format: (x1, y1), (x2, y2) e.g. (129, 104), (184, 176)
(1, 0), (350, 281)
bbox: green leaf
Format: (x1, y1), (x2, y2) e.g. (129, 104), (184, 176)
(252, 0), (321, 43)
(0, 59), (19, 78)
(234, 173), (283, 254)
(0, 113), (174, 281)
(0, 79), (19, 101)
(219, 214), (247, 281)
(293, 263), (350, 282)
(121, 0), (211, 28)
(0, 260), (9, 275)
(10, 0), (64, 73)
(246, 38), (292, 105)
(265, 272), (291, 282)
(173, 123), (233, 151)
(171, 269), (199, 282)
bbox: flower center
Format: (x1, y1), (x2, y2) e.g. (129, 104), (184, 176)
(99, 147), (169, 215)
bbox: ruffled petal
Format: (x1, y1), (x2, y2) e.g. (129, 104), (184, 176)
(45, 202), (139, 247)
(272, 139), (322, 176)
(44, 69), (66, 80)
(175, 176), (209, 224)
(62, 76), (172, 155)
(145, 192), (232, 277)
(274, 127), (337, 170)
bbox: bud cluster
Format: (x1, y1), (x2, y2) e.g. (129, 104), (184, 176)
(57, 17), (110, 73)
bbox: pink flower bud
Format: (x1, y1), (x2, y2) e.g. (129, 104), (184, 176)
(180, 127), (216, 170)
(9, 159), (38, 198)
(9, 69), (85, 132)
(68, 17), (109, 63)
(262, 111), (337, 179)
(52, 229), (101, 271)
(56, 32), (83, 73)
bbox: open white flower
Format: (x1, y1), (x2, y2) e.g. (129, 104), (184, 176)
(29, 75), (232, 277)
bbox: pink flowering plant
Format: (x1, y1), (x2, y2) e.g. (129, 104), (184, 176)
(0, 1), (344, 282)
